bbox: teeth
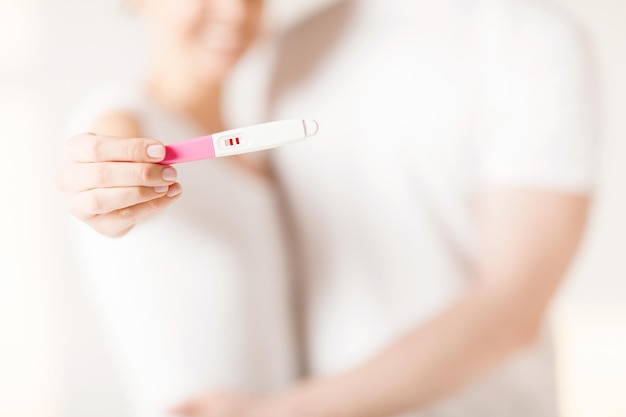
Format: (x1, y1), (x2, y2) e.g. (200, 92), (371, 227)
(202, 26), (244, 52)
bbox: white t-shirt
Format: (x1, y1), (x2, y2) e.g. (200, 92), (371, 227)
(67, 87), (298, 417)
(267, 0), (596, 415)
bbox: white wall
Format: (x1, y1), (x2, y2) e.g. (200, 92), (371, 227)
(548, 2), (626, 416)
(0, 1), (624, 416)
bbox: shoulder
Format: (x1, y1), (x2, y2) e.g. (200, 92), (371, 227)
(472, 0), (593, 92)
(479, 0), (589, 51)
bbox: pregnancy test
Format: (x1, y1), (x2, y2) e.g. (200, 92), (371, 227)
(160, 119), (319, 165)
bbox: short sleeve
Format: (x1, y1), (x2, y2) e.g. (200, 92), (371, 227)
(478, 7), (598, 194)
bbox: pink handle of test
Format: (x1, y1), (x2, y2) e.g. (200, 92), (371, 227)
(160, 135), (216, 165)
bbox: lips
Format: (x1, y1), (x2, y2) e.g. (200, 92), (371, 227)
(200, 25), (246, 53)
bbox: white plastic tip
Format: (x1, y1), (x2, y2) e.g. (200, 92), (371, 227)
(303, 119), (319, 137)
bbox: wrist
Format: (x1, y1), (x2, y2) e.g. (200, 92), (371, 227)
(272, 378), (345, 417)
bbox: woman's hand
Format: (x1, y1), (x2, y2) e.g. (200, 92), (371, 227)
(57, 132), (183, 237)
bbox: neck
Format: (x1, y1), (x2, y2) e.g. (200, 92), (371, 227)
(146, 55), (227, 133)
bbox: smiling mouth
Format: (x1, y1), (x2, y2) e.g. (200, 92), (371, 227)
(200, 26), (246, 54)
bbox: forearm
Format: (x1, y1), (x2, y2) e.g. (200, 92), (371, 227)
(281, 191), (588, 417)
(169, 192), (588, 417)
(286, 287), (546, 417)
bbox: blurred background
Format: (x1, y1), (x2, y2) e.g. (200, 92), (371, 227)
(0, 0), (624, 416)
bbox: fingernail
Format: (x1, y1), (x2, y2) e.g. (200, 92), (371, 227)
(167, 184), (182, 198)
(147, 145), (165, 159)
(154, 186), (169, 193)
(162, 167), (177, 181)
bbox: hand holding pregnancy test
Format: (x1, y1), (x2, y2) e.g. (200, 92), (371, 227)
(58, 118), (317, 237)
(161, 119), (319, 165)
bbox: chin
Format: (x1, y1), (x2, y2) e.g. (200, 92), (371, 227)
(196, 48), (246, 80)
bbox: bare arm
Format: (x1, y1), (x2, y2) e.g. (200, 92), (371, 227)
(173, 188), (589, 417)
(278, 188), (589, 417)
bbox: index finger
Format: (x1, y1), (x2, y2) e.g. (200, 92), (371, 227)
(66, 133), (166, 163)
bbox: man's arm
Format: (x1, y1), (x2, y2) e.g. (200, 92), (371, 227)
(279, 188), (589, 417)
(172, 188), (589, 417)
